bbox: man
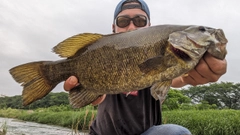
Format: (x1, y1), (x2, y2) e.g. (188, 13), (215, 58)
(64, 0), (227, 134)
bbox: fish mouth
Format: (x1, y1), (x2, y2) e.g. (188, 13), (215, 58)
(170, 38), (204, 61)
(171, 46), (191, 61)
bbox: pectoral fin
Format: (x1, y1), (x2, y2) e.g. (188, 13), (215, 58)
(69, 85), (100, 108)
(150, 81), (172, 103)
(138, 56), (164, 74)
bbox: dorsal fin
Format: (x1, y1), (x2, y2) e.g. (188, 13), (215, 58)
(52, 33), (103, 58)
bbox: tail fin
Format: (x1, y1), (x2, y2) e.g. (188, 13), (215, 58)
(9, 61), (56, 106)
(69, 85), (100, 108)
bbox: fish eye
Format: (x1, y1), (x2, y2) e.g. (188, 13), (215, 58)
(199, 26), (206, 32)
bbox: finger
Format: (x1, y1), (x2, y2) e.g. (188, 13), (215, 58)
(195, 58), (212, 78)
(195, 58), (222, 82)
(63, 76), (79, 91)
(182, 69), (208, 86)
(204, 53), (227, 75)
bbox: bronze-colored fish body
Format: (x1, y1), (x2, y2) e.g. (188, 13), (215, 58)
(9, 25), (228, 108)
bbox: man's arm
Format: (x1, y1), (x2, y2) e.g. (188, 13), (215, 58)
(171, 53), (227, 88)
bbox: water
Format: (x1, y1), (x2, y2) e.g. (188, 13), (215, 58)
(0, 117), (87, 135)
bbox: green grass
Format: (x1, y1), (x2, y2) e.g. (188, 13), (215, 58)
(163, 110), (240, 135)
(0, 108), (239, 135)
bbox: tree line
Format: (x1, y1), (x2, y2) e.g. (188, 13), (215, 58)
(181, 82), (240, 109)
(0, 92), (69, 109)
(0, 82), (239, 110)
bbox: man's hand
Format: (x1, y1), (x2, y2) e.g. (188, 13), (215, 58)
(64, 76), (79, 91)
(172, 53), (227, 88)
(64, 76), (106, 105)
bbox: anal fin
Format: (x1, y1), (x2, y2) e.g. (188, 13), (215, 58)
(69, 85), (100, 108)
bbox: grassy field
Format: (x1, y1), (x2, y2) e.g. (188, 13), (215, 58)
(163, 110), (240, 135)
(0, 107), (239, 135)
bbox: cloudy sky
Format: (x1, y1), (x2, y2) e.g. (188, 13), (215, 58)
(1, 0), (239, 96)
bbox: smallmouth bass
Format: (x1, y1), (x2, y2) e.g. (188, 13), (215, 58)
(9, 25), (228, 108)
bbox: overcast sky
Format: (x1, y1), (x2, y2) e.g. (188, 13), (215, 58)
(1, 0), (239, 96)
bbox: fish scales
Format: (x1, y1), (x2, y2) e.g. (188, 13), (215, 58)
(9, 25), (228, 108)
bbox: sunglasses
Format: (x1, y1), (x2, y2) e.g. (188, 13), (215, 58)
(116, 15), (148, 28)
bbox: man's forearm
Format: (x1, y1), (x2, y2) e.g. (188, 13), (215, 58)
(171, 76), (187, 88)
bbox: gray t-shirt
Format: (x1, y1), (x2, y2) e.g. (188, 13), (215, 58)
(89, 88), (162, 135)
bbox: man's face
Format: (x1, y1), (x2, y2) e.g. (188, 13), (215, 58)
(113, 8), (150, 33)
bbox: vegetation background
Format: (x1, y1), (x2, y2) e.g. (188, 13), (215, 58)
(1, 82), (240, 135)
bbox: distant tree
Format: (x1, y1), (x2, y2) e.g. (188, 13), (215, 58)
(182, 82), (240, 109)
(27, 92), (69, 109)
(162, 89), (191, 110)
(0, 95), (22, 109)
(195, 100), (218, 110)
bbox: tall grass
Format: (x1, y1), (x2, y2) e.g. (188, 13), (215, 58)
(18, 106), (96, 131)
(0, 106), (94, 134)
(163, 109), (240, 135)
(0, 121), (7, 135)
(0, 107), (240, 135)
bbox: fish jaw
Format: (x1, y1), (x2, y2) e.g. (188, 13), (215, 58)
(207, 29), (228, 60)
(168, 26), (228, 61)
